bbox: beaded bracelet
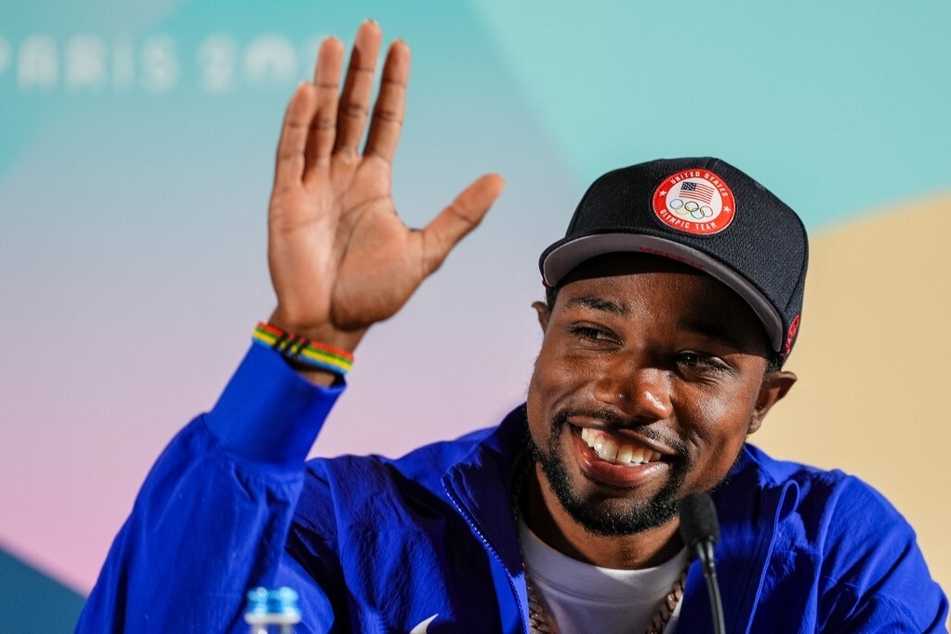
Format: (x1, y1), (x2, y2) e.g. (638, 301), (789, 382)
(252, 322), (354, 376)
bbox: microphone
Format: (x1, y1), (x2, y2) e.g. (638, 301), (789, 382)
(679, 492), (726, 634)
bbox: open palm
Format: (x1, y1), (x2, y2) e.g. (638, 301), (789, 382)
(267, 22), (504, 354)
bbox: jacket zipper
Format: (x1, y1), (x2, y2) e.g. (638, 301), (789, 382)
(444, 482), (528, 634)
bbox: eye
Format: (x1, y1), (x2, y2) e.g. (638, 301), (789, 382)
(675, 351), (731, 378)
(568, 325), (620, 346)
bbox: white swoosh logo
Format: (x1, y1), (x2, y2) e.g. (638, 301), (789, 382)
(409, 613), (438, 633)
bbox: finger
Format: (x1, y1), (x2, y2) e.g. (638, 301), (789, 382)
(273, 81), (319, 195)
(333, 20), (382, 160)
(363, 39), (410, 164)
(303, 37), (345, 174)
(421, 174), (506, 274)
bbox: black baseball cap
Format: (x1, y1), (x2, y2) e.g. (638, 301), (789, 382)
(539, 157), (808, 360)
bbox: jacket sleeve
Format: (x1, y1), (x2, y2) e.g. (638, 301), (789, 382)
(75, 344), (344, 633)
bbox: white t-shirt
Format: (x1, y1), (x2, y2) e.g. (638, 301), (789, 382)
(519, 518), (688, 633)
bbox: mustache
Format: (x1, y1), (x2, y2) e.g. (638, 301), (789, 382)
(550, 406), (689, 459)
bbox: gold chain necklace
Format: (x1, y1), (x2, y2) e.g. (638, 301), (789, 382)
(512, 454), (689, 634)
(524, 562), (687, 634)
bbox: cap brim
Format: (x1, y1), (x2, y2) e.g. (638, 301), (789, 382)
(541, 233), (784, 353)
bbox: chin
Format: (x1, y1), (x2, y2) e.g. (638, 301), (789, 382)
(529, 433), (687, 536)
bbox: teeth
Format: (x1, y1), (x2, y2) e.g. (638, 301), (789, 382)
(616, 445), (633, 464)
(581, 428), (662, 466)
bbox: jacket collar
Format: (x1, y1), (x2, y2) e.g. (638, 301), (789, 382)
(442, 405), (531, 630)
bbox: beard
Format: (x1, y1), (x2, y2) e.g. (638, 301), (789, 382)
(527, 408), (690, 536)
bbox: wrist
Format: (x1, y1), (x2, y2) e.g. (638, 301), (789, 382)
(253, 321), (357, 387)
(267, 309), (367, 354)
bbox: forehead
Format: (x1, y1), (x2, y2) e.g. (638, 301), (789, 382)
(554, 253), (771, 353)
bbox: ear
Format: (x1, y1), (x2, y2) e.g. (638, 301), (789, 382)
(747, 370), (797, 435)
(532, 301), (551, 333)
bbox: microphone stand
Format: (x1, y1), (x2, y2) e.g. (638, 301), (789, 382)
(693, 538), (726, 634)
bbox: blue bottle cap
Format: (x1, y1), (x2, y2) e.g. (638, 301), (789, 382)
(245, 586), (301, 625)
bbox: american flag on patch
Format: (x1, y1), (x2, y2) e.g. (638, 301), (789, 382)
(679, 181), (716, 204)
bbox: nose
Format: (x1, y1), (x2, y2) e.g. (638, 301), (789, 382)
(592, 361), (673, 421)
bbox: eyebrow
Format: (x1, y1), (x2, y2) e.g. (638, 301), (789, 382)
(562, 295), (628, 316)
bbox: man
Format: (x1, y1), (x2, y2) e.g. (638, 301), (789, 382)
(77, 22), (947, 633)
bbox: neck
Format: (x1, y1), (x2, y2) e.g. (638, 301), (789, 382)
(522, 463), (684, 569)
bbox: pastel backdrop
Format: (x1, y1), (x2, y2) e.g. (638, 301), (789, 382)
(1, 1), (949, 630)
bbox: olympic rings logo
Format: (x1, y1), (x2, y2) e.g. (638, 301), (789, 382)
(668, 198), (714, 220)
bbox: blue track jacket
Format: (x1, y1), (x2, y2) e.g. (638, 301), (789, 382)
(77, 345), (949, 632)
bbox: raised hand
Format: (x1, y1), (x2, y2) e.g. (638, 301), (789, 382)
(266, 21), (504, 360)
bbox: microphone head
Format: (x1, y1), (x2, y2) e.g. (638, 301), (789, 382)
(679, 492), (720, 546)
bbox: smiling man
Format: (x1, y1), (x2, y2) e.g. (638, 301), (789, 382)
(525, 253), (789, 565)
(78, 22), (947, 633)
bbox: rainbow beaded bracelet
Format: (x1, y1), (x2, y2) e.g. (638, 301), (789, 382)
(252, 322), (354, 376)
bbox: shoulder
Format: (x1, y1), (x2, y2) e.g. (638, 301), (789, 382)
(301, 423), (501, 494)
(300, 404), (527, 493)
(739, 444), (907, 534)
(735, 445), (948, 630)
(734, 444), (915, 558)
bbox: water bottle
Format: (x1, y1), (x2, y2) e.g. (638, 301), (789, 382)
(245, 586), (302, 634)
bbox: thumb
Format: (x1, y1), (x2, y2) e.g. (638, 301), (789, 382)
(421, 173), (505, 274)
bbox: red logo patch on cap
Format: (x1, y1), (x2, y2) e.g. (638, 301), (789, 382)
(652, 169), (736, 235)
(783, 314), (801, 357)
